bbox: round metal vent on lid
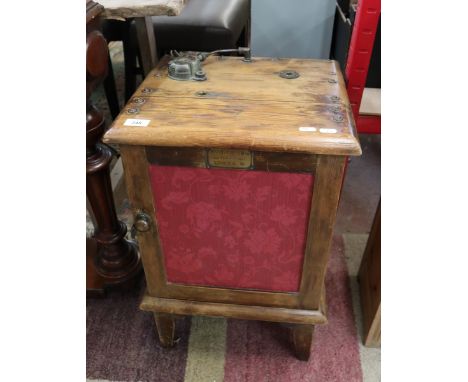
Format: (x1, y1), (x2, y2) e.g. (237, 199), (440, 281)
(279, 70), (300, 79)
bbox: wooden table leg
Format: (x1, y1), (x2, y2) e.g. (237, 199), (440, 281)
(154, 313), (176, 347)
(135, 16), (158, 76)
(292, 324), (314, 361)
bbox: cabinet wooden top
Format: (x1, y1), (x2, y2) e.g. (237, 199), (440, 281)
(104, 56), (362, 156)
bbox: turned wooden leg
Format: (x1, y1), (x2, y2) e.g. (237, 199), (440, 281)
(86, 102), (142, 293)
(292, 324), (314, 361)
(154, 313), (175, 347)
(86, 10), (142, 296)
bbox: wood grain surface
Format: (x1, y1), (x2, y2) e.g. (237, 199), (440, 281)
(359, 201), (381, 347)
(140, 294), (327, 325)
(292, 324), (315, 361)
(153, 313), (176, 347)
(99, 0), (185, 19)
(360, 88), (381, 116)
(103, 56), (361, 156)
(299, 155), (347, 309)
(145, 147), (318, 173)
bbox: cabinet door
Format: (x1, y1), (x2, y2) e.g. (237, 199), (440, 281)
(121, 145), (344, 310)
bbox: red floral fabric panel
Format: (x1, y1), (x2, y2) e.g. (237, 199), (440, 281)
(149, 165), (314, 292)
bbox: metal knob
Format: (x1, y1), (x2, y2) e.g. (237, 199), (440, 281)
(134, 212), (151, 232)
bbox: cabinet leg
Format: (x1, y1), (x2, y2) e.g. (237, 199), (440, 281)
(154, 313), (175, 348)
(292, 324), (314, 361)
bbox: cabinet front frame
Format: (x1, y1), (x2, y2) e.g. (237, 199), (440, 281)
(120, 145), (346, 310)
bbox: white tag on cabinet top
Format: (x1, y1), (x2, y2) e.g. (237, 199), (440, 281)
(124, 119), (151, 127)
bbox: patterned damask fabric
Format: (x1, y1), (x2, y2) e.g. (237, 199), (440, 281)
(149, 165), (314, 292)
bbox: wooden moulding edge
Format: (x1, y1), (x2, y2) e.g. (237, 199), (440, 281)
(139, 292), (328, 325)
(102, 137), (362, 157)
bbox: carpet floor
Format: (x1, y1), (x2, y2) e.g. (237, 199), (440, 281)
(87, 236), (362, 382)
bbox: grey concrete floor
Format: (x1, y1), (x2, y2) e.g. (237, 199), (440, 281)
(336, 134), (381, 235)
(337, 133), (381, 382)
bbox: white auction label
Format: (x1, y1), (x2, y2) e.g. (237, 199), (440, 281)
(319, 128), (337, 134)
(124, 119), (151, 127)
(299, 127), (317, 132)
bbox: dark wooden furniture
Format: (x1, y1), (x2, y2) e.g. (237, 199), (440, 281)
(101, 0), (250, 116)
(86, 0), (141, 297)
(99, 0), (187, 76)
(359, 200), (381, 347)
(103, 55), (361, 360)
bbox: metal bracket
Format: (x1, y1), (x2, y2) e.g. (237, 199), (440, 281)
(167, 47), (251, 81)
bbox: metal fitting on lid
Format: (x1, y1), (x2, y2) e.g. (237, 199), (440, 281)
(279, 70), (300, 79)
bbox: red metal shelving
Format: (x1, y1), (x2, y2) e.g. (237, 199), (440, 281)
(345, 0), (381, 134)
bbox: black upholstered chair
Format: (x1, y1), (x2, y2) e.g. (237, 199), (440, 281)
(102, 0), (251, 117)
(150, 0), (251, 56)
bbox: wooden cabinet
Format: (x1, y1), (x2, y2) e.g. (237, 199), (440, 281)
(103, 55), (361, 360)
(359, 200), (381, 347)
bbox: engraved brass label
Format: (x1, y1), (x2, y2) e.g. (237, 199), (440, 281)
(207, 149), (252, 169)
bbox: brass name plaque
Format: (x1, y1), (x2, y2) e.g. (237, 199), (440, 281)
(207, 149), (252, 169)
